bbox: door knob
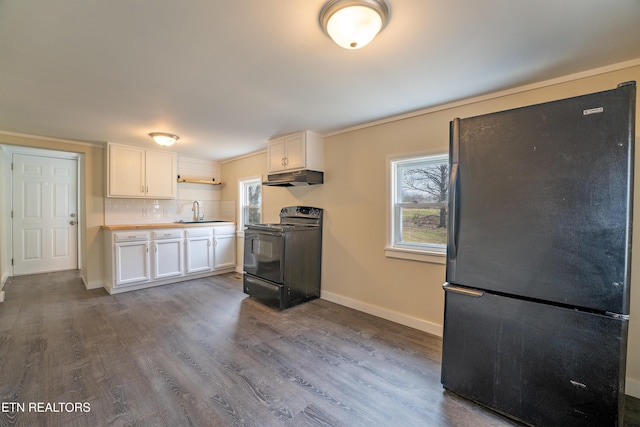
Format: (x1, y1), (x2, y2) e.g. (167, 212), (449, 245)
(70, 220), (77, 225)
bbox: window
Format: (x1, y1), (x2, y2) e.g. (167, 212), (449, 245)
(239, 177), (262, 229)
(387, 154), (448, 263)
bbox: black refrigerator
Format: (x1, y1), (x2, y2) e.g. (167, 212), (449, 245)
(441, 82), (636, 427)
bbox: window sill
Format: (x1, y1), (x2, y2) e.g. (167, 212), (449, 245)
(384, 247), (446, 265)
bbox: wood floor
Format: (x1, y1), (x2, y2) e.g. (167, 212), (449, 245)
(0, 271), (638, 427)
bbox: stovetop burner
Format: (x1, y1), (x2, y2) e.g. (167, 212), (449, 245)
(246, 206), (323, 233)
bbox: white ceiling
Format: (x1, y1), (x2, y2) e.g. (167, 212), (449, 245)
(1, 0), (639, 160)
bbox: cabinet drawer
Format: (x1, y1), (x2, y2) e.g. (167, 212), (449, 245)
(114, 232), (149, 242)
(186, 228), (212, 238)
(152, 230), (183, 240)
(213, 225), (236, 235)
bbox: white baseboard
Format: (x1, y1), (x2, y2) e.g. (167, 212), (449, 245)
(81, 275), (104, 290)
(321, 291), (443, 337)
(0, 274), (8, 302)
(626, 377), (640, 399)
(85, 280), (104, 290)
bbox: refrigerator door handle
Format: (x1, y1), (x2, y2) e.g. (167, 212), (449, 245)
(443, 283), (484, 297)
(447, 118), (460, 280)
(448, 163), (459, 258)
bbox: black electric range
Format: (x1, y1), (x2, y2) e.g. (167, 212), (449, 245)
(243, 206), (323, 309)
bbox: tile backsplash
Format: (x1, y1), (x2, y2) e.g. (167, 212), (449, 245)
(105, 198), (235, 225)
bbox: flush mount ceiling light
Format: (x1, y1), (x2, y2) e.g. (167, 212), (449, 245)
(148, 132), (179, 147)
(320, 0), (389, 49)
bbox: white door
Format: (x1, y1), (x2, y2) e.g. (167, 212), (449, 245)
(12, 154), (78, 275)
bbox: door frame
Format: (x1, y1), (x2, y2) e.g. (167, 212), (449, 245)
(2, 146), (82, 276)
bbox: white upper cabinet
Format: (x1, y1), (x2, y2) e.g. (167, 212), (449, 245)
(267, 131), (324, 173)
(108, 143), (177, 199)
(145, 149), (177, 198)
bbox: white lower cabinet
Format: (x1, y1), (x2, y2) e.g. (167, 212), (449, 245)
(214, 226), (236, 270)
(114, 232), (151, 286)
(185, 228), (214, 274)
(105, 223), (236, 294)
(152, 230), (184, 279)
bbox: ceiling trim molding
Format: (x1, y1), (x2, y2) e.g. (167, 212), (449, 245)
(325, 57), (640, 137)
(0, 144), (80, 159)
(0, 130), (105, 148)
(220, 148), (267, 165)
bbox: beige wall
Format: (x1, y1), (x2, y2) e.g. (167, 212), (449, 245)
(0, 134), (105, 289)
(222, 65), (640, 397)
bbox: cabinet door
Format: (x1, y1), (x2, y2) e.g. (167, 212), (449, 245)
(186, 237), (213, 273)
(153, 239), (183, 279)
(214, 234), (235, 270)
(283, 133), (305, 170)
(145, 149), (176, 199)
(267, 137), (287, 173)
(115, 241), (150, 286)
(108, 144), (145, 197)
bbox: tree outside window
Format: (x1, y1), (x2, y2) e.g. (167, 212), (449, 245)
(392, 155), (448, 251)
(240, 177), (261, 228)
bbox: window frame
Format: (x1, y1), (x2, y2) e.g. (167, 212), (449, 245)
(238, 176), (262, 234)
(385, 153), (448, 264)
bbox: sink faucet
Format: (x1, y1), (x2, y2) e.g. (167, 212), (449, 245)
(192, 201), (202, 222)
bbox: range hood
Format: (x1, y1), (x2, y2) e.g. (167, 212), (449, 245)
(263, 170), (324, 187)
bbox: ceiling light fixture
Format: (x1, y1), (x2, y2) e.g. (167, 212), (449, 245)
(148, 132), (179, 147)
(320, 0), (389, 50)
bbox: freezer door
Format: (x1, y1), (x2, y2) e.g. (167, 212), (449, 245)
(448, 83), (635, 314)
(441, 286), (628, 427)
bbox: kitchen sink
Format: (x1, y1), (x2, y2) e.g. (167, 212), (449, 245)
(174, 220), (229, 224)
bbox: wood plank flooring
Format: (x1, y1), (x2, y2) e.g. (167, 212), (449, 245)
(0, 271), (638, 426)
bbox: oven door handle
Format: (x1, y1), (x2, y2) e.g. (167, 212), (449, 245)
(246, 231), (283, 238)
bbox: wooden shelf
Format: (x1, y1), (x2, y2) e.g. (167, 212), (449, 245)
(177, 176), (223, 185)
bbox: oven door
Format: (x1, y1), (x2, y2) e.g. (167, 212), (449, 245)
(244, 229), (284, 283)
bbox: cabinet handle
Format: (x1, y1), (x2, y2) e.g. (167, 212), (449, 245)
(141, 186), (144, 193)
(154, 244), (158, 253)
(146, 186), (149, 193)
(145, 244), (149, 253)
(208, 239), (212, 247)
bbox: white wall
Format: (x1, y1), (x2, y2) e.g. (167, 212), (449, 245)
(221, 63), (640, 397)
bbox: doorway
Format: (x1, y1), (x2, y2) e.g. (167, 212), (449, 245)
(11, 151), (79, 275)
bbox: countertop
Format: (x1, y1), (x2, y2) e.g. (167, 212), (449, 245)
(102, 222), (235, 231)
